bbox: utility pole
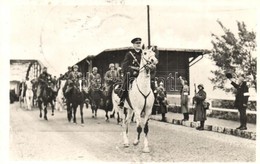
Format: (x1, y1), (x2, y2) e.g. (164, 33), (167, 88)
(147, 5), (151, 47)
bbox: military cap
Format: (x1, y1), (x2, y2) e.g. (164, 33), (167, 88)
(93, 67), (98, 71)
(68, 66), (72, 69)
(198, 84), (204, 89)
(109, 63), (115, 69)
(43, 67), (47, 69)
(131, 37), (142, 44)
(73, 65), (78, 69)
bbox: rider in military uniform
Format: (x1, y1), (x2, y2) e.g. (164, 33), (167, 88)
(104, 63), (119, 95)
(64, 66), (72, 80)
(64, 65), (82, 95)
(37, 67), (52, 100)
(89, 67), (102, 91)
(118, 37), (142, 107)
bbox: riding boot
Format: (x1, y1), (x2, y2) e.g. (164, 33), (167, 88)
(118, 86), (127, 107)
(118, 96), (126, 107)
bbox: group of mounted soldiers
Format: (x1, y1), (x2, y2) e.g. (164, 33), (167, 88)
(18, 37), (168, 120)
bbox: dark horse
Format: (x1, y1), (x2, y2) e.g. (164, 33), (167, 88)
(88, 85), (112, 121)
(65, 80), (88, 124)
(38, 83), (55, 120)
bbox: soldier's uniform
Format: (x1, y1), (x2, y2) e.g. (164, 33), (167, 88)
(64, 66), (72, 80)
(64, 65), (82, 94)
(37, 67), (52, 99)
(104, 63), (119, 97)
(89, 69), (102, 91)
(157, 83), (167, 121)
(118, 38), (142, 107)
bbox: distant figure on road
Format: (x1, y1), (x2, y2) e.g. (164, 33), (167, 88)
(227, 74), (249, 130)
(179, 76), (189, 121)
(193, 84), (207, 130)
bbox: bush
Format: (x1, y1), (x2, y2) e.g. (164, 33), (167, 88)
(211, 99), (256, 111)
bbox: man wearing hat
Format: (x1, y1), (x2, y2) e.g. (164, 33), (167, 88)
(157, 82), (168, 121)
(193, 84), (207, 130)
(37, 67), (52, 101)
(64, 65), (82, 95)
(118, 37), (142, 107)
(89, 67), (102, 91)
(227, 74), (249, 130)
(104, 63), (119, 92)
(64, 66), (72, 80)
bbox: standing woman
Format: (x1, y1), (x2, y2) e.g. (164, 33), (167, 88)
(193, 84), (207, 130)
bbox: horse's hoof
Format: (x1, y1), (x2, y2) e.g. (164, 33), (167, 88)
(123, 143), (130, 147)
(92, 116), (94, 118)
(44, 117), (48, 121)
(133, 140), (139, 146)
(142, 147), (150, 153)
(39, 113), (42, 118)
(52, 113), (54, 116)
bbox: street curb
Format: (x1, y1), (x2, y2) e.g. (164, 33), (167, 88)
(151, 117), (256, 140)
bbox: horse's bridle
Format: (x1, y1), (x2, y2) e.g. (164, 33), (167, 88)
(129, 50), (155, 72)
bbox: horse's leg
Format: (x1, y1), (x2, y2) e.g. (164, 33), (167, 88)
(80, 103), (84, 125)
(133, 111), (142, 146)
(50, 101), (55, 116)
(122, 108), (132, 147)
(44, 103), (48, 120)
(27, 95), (31, 110)
(73, 105), (77, 124)
(67, 102), (72, 122)
(143, 117), (150, 153)
(55, 98), (59, 112)
(105, 99), (109, 122)
(91, 103), (95, 118)
(38, 101), (42, 118)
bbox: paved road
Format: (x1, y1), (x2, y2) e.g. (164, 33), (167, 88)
(9, 102), (256, 162)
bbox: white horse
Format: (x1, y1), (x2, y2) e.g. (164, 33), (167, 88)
(55, 80), (66, 112)
(25, 79), (34, 110)
(112, 46), (158, 153)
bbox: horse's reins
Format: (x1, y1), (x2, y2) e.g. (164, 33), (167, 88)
(129, 51), (152, 72)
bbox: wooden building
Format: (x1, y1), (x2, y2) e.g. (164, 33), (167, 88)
(74, 47), (210, 95)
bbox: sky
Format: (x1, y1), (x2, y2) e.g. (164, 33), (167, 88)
(1, 0), (259, 98)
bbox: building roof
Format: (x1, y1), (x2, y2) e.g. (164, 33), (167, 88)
(100, 46), (211, 54)
(76, 47), (211, 66)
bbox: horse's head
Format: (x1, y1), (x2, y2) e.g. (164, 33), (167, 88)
(140, 45), (158, 72)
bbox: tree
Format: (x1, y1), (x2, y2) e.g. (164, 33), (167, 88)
(210, 20), (256, 92)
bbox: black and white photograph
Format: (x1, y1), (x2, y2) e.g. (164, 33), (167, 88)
(1, 0), (259, 163)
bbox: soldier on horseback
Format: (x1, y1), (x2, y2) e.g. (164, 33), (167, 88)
(36, 67), (52, 101)
(64, 66), (72, 80)
(104, 63), (119, 96)
(89, 67), (102, 91)
(118, 37), (142, 107)
(63, 65), (82, 96)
